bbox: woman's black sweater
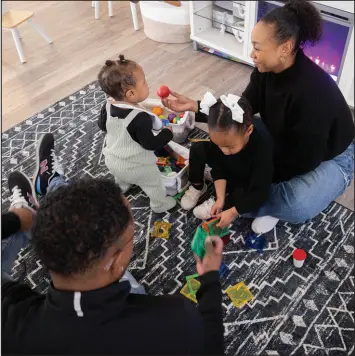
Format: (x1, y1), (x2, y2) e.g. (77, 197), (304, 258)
(242, 50), (354, 183)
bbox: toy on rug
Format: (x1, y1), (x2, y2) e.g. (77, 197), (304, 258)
(186, 273), (199, 294)
(293, 248), (306, 268)
(157, 85), (170, 99)
(188, 138), (210, 142)
(180, 278), (200, 303)
(219, 261), (229, 278)
(151, 220), (173, 240)
(226, 281), (254, 308)
(172, 187), (188, 202)
(245, 232), (266, 254)
(191, 218), (230, 259)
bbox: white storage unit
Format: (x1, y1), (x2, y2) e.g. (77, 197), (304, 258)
(190, 1), (354, 107)
(190, 1), (251, 65)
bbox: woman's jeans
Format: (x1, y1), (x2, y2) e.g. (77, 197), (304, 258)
(1, 176), (146, 294)
(189, 119), (354, 224)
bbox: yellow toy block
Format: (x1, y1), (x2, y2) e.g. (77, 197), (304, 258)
(226, 281), (254, 308)
(180, 278), (200, 303)
(151, 221), (172, 240)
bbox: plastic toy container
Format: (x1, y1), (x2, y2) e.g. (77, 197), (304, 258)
(161, 140), (190, 196)
(141, 98), (195, 144)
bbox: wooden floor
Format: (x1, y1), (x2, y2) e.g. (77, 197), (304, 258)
(2, 1), (353, 211)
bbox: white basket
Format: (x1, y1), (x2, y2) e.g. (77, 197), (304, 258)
(141, 98), (195, 143)
(160, 140), (190, 196)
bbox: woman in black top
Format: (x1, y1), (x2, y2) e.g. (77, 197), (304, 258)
(163, 0), (354, 233)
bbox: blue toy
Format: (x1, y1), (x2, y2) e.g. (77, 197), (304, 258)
(219, 261), (229, 278)
(162, 119), (170, 127)
(245, 233), (266, 254)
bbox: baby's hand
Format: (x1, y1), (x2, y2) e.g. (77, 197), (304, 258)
(211, 197), (224, 216)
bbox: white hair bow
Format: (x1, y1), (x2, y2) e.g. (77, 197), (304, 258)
(220, 94), (244, 123)
(200, 91), (217, 115)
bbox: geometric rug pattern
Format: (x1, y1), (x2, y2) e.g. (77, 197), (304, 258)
(2, 81), (354, 356)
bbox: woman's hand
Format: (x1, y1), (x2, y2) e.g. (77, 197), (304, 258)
(161, 91), (199, 113)
(210, 197), (225, 216)
(215, 207), (239, 228)
(194, 236), (224, 275)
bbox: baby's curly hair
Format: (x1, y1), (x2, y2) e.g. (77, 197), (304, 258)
(98, 54), (137, 100)
(31, 178), (131, 276)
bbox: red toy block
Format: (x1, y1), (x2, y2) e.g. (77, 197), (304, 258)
(221, 234), (231, 246)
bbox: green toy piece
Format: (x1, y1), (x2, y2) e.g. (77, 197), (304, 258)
(191, 218), (230, 259)
(204, 218), (230, 237)
(163, 166), (173, 176)
(172, 188), (188, 202)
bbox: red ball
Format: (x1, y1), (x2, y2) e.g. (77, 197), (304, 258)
(157, 85), (170, 99)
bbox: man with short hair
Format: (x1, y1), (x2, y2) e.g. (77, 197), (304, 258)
(2, 134), (224, 355)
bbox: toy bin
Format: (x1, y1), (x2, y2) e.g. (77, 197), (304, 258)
(161, 140), (190, 196)
(141, 98), (195, 144)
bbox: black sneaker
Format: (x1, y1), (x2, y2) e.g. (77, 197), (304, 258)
(8, 171), (39, 212)
(33, 133), (63, 196)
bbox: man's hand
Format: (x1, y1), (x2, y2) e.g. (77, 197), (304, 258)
(194, 236), (224, 275)
(215, 207), (239, 228)
(210, 197), (224, 216)
(161, 91), (199, 113)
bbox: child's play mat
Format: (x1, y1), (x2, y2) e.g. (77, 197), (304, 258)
(2, 82), (354, 356)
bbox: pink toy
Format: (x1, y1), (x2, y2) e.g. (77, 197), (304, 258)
(293, 249), (306, 268)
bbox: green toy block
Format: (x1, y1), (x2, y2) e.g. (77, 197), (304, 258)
(172, 188), (187, 202)
(191, 219), (231, 259)
(205, 218), (230, 237)
(191, 226), (208, 259)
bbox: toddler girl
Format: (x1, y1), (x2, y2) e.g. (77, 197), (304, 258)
(98, 55), (176, 213)
(180, 92), (273, 228)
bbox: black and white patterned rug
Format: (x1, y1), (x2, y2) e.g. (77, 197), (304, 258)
(2, 82), (354, 356)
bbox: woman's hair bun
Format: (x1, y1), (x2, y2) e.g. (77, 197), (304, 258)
(284, 0), (323, 47)
(261, 0), (323, 51)
(105, 60), (114, 67)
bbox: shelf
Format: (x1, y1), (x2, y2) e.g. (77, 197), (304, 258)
(191, 27), (245, 60)
(194, 4), (245, 33)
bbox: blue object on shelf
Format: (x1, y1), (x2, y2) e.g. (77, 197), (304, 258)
(219, 261), (229, 278)
(245, 233), (266, 254)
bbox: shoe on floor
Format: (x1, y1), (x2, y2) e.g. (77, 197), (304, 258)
(193, 197), (216, 220)
(180, 184), (207, 210)
(33, 133), (64, 196)
(252, 216), (279, 234)
(151, 196), (176, 214)
(8, 171), (39, 212)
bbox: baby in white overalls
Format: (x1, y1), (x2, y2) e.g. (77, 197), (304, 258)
(98, 55), (176, 213)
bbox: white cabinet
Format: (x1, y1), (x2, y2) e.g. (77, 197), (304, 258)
(190, 1), (252, 64)
(190, 1), (354, 107)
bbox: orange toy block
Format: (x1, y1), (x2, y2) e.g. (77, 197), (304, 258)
(152, 106), (164, 116)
